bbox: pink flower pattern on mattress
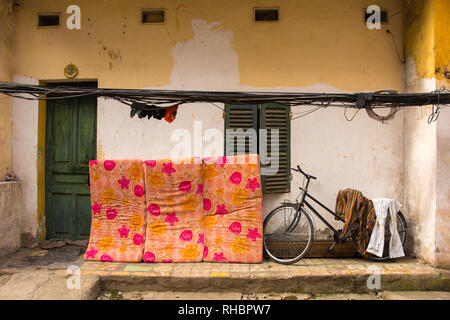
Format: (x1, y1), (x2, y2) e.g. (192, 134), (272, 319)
(202, 154), (263, 263)
(143, 158), (205, 262)
(84, 159), (147, 262)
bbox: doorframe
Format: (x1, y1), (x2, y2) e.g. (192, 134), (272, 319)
(38, 79), (98, 241)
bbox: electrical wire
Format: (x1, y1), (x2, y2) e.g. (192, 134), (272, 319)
(388, 0), (412, 19)
(291, 106), (322, 120)
(344, 107), (361, 121)
(209, 102), (224, 111)
(385, 0), (411, 66)
(387, 29), (405, 64)
(427, 86), (446, 123)
(0, 82), (448, 111)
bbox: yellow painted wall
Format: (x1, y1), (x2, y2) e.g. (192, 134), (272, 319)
(404, 0), (449, 83)
(11, 0), (404, 91)
(404, 0), (435, 79)
(434, 0), (450, 83)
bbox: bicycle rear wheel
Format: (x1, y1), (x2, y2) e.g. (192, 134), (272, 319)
(263, 204), (315, 264)
(369, 211), (407, 261)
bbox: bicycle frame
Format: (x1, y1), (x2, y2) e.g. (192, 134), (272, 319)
(287, 167), (345, 240)
(300, 190), (344, 236)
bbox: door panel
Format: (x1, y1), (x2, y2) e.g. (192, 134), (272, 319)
(52, 173), (89, 185)
(77, 98), (97, 165)
(53, 103), (72, 163)
(52, 193), (71, 234)
(77, 194), (92, 237)
(45, 82), (97, 240)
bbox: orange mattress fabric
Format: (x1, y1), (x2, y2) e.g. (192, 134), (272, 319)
(202, 154), (263, 263)
(85, 155), (263, 263)
(142, 158), (205, 263)
(85, 159), (147, 262)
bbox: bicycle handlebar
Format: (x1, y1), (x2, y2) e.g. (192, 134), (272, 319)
(291, 165), (317, 180)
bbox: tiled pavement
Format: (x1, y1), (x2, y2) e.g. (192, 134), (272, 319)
(0, 247), (449, 299)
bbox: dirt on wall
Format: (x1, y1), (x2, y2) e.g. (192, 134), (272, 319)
(0, 0), (15, 181)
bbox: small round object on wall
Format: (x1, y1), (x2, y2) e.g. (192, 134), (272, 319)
(64, 63), (79, 78)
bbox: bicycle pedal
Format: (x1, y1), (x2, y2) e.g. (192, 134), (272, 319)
(328, 242), (336, 251)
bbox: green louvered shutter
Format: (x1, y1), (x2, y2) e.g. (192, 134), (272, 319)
(260, 103), (291, 193)
(224, 105), (258, 155)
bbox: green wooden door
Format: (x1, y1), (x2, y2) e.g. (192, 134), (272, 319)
(45, 83), (97, 240)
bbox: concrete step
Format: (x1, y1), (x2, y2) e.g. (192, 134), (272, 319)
(0, 271), (100, 300)
(98, 269), (449, 294)
(75, 258), (450, 295)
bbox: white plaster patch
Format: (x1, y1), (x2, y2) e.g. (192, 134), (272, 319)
(169, 19), (239, 90)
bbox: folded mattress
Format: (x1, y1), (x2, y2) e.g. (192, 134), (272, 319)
(85, 159), (147, 262)
(142, 158), (205, 263)
(202, 154), (263, 263)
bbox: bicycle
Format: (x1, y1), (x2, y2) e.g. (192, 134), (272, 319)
(263, 165), (407, 264)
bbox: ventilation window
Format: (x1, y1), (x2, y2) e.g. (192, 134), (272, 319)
(38, 13), (60, 27)
(254, 8), (279, 22)
(364, 8), (388, 24)
(142, 9), (165, 24)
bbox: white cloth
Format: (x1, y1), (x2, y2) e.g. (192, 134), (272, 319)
(367, 198), (405, 258)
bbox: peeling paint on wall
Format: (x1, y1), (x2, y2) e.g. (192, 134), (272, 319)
(405, 0), (435, 80)
(170, 19), (239, 89)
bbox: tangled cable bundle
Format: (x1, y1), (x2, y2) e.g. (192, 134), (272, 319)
(0, 82), (448, 122)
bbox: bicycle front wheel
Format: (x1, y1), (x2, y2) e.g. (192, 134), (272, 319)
(263, 204), (315, 264)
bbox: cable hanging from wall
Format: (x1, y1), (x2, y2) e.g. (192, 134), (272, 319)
(427, 86), (447, 123)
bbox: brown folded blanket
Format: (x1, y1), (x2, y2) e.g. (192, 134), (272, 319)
(335, 189), (376, 257)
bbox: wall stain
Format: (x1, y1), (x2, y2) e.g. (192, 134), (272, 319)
(98, 41), (122, 70)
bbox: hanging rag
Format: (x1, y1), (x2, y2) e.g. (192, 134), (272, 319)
(359, 90), (399, 124)
(130, 102), (167, 120)
(365, 107), (398, 124)
(164, 106), (178, 123)
(130, 102), (178, 122)
(335, 189), (376, 257)
(366, 198), (405, 259)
